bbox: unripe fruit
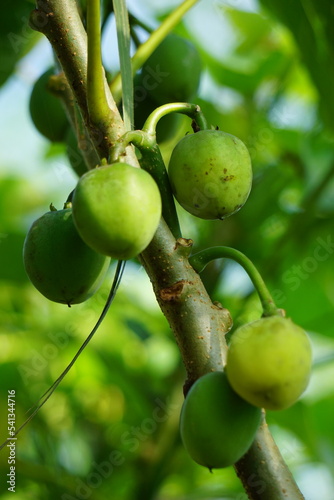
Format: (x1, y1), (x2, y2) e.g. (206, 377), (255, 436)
(23, 208), (110, 305)
(168, 129), (252, 220)
(29, 68), (68, 142)
(180, 371), (261, 469)
(141, 34), (202, 104)
(72, 163), (162, 260)
(133, 72), (181, 143)
(225, 316), (312, 410)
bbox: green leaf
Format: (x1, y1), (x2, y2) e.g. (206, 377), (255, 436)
(206, 49), (291, 96)
(223, 7), (271, 53)
(0, 0), (40, 86)
(259, 0), (334, 130)
(113, 0), (133, 131)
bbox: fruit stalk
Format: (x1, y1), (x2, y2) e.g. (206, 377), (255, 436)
(87, 0), (113, 125)
(29, 2), (306, 498)
(142, 102), (209, 135)
(110, 130), (181, 239)
(189, 246), (280, 317)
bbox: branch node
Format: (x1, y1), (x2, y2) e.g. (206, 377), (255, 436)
(174, 238), (193, 257)
(29, 8), (51, 33)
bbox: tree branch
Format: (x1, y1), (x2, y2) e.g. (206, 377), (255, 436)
(28, 1), (305, 499)
(30, 0), (136, 163)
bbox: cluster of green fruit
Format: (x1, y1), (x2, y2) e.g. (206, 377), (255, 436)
(180, 315), (312, 469)
(23, 124), (252, 307)
(168, 128), (312, 468)
(168, 129), (312, 469)
(23, 162), (162, 306)
(23, 33), (205, 307)
(25, 29), (312, 474)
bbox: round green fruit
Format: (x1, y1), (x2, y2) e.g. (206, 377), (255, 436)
(29, 68), (68, 142)
(133, 72), (182, 143)
(225, 316), (312, 411)
(141, 34), (202, 104)
(168, 129), (252, 220)
(23, 208), (110, 306)
(72, 163), (162, 260)
(180, 371), (261, 469)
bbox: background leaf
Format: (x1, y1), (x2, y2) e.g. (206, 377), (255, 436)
(0, 0), (40, 86)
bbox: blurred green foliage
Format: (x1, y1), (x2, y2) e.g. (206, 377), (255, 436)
(0, 1), (334, 499)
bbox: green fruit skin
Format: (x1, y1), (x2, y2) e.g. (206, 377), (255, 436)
(141, 34), (202, 105)
(29, 68), (69, 142)
(133, 72), (182, 143)
(72, 163), (162, 260)
(225, 316), (313, 411)
(168, 130), (252, 220)
(180, 371), (261, 469)
(23, 209), (110, 305)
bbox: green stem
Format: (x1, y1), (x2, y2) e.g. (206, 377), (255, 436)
(189, 247), (279, 317)
(130, 24), (142, 48)
(142, 102), (209, 136)
(109, 130), (148, 163)
(110, 0), (200, 103)
(128, 13), (153, 34)
(87, 0), (112, 125)
(110, 130), (181, 239)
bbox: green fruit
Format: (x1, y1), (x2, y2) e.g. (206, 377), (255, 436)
(29, 68), (69, 142)
(141, 34), (202, 104)
(168, 129), (252, 220)
(225, 316), (312, 410)
(180, 371), (261, 469)
(65, 127), (88, 177)
(72, 163), (162, 260)
(23, 208), (110, 306)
